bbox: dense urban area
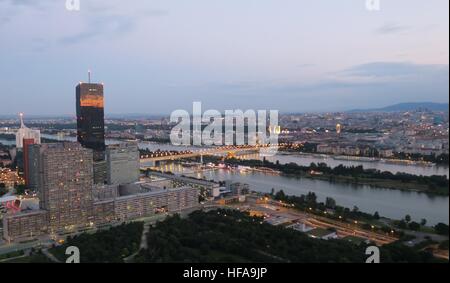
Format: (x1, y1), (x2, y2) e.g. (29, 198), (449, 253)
(0, 94), (448, 263)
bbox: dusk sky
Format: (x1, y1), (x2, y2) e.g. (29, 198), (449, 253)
(0, 0), (448, 116)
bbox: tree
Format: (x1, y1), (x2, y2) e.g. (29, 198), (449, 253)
(15, 184), (27, 195)
(352, 206), (359, 213)
(420, 219), (427, 227)
(274, 190), (286, 201)
(409, 222), (421, 231)
(0, 186), (7, 197)
(434, 223), (449, 236)
(439, 240), (449, 250)
(397, 220), (408, 229)
(405, 215), (411, 223)
(305, 192), (317, 207)
(373, 211), (380, 220)
(325, 197), (336, 209)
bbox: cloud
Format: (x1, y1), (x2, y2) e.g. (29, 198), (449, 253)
(213, 62), (449, 97)
(58, 7), (168, 45)
(59, 14), (135, 45)
(0, 15), (10, 25)
(208, 62), (449, 106)
(296, 64), (315, 68)
(205, 62), (448, 112)
(142, 9), (170, 17)
(0, 0), (39, 6)
(340, 62), (449, 81)
(375, 23), (411, 34)
(0, 0), (34, 26)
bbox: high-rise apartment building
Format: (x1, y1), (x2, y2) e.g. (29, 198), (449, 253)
(37, 142), (95, 232)
(106, 142), (140, 185)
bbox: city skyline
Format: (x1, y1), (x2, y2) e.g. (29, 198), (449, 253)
(1, 0), (449, 266)
(0, 0), (448, 115)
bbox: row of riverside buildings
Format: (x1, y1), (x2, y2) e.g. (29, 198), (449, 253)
(3, 77), (199, 242)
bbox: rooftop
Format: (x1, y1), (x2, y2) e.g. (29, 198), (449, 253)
(307, 228), (336, 238)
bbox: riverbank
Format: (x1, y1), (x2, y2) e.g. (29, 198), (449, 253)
(300, 173), (449, 196)
(218, 157), (449, 196)
(280, 149), (450, 166)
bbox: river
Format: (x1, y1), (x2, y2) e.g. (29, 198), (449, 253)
(155, 162), (449, 225)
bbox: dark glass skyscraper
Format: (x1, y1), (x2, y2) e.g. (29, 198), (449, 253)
(76, 82), (106, 161)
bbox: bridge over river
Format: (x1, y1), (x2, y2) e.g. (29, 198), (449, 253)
(139, 145), (274, 167)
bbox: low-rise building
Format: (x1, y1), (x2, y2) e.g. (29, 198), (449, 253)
(3, 180), (199, 242)
(288, 222), (314, 233)
(307, 228), (338, 240)
(2, 210), (48, 242)
(92, 181), (199, 223)
(227, 182), (250, 196)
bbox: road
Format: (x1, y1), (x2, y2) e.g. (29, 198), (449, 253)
(0, 237), (52, 256)
(42, 248), (61, 263)
(207, 196), (398, 246)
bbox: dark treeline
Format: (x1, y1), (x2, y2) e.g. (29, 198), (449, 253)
(0, 183), (7, 197)
(134, 209), (442, 263)
(271, 190), (380, 223)
(394, 152), (449, 165)
(141, 137), (171, 143)
(50, 222), (143, 263)
(223, 158), (449, 195)
(343, 128), (381, 134)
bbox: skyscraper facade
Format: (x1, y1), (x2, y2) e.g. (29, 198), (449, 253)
(76, 82), (106, 161)
(22, 138), (36, 187)
(106, 142), (140, 185)
(15, 113), (40, 149)
(27, 144), (41, 190)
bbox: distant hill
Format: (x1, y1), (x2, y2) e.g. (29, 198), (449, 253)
(349, 102), (449, 112)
